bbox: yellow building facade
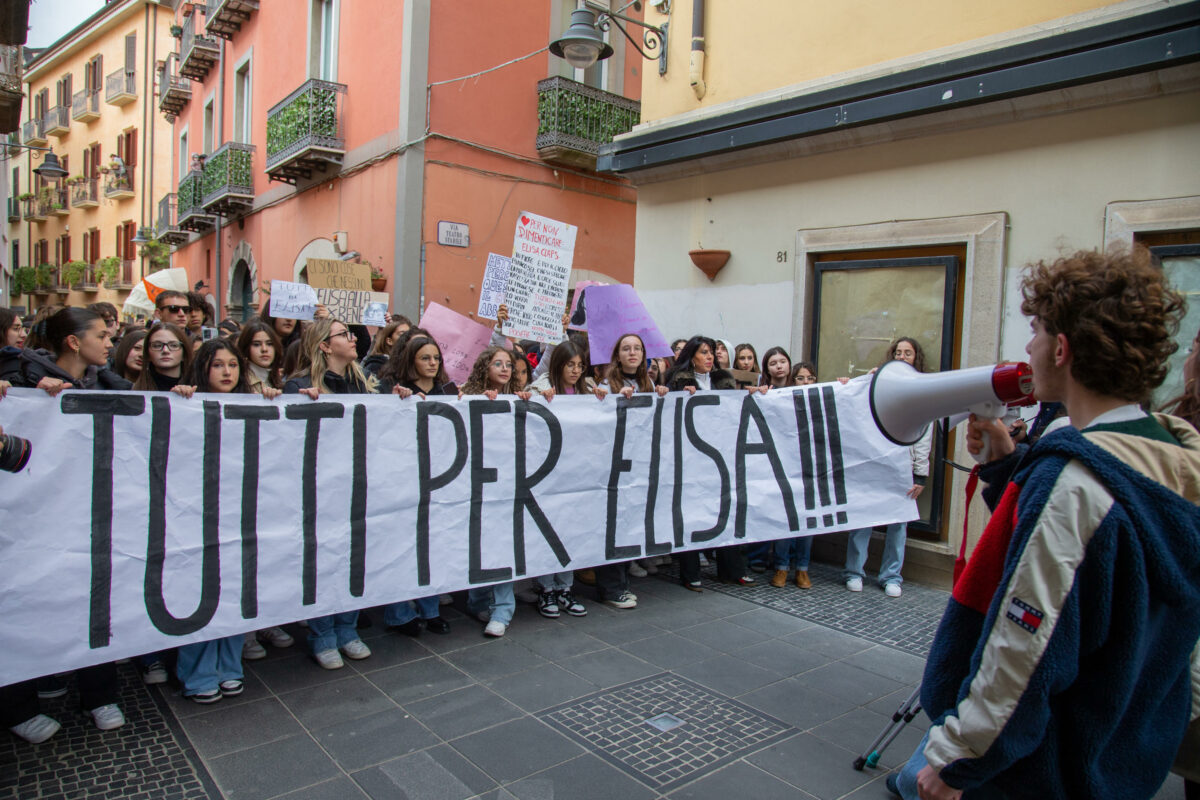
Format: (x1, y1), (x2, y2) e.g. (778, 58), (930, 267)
(7, 0), (175, 313)
(603, 0), (1200, 584)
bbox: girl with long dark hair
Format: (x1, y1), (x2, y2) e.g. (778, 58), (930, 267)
(110, 329), (147, 383)
(133, 322), (194, 392)
(237, 320), (285, 392)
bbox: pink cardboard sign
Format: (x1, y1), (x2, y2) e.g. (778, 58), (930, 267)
(419, 302), (496, 385)
(584, 284), (674, 364)
(566, 280), (608, 331)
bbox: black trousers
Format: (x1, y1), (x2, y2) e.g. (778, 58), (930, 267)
(594, 563), (628, 601)
(0, 662), (119, 727)
(678, 545), (746, 584)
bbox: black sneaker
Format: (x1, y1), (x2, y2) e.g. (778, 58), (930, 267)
(391, 618), (422, 637)
(36, 676), (68, 699)
(538, 591), (561, 619)
(556, 591), (587, 617)
(424, 616), (450, 634)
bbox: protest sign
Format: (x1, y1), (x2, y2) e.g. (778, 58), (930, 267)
(502, 212), (576, 343)
(585, 284), (674, 363)
(477, 253), (511, 321)
(363, 302), (388, 327)
(566, 280), (608, 331)
(420, 301), (496, 384)
(269, 280), (318, 321)
(313, 289), (389, 324)
(0, 378), (912, 684)
(307, 259), (371, 291)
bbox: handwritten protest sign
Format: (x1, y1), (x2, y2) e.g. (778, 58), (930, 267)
(307, 259), (370, 291)
(314, 289), (389, 324)
(502, 212), (576, 343)
(585, 284), (674, 363)
(269, 280), (318, 321)
(420, 301), (496, 384)
(0, 379), (912, 684)
(477, 253), (511, 320)
(567, 280), (608, 331)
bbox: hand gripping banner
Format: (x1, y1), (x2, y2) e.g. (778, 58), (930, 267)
(0, 378), (915, 684)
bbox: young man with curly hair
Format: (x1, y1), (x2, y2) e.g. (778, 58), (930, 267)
(892, 248), (1200, 800)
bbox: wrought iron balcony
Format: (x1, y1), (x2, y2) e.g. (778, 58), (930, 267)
(535, 76), (640, 170)
(110, 259), (136, 290)
(72, 88), (101, 121)
(23, 117), (46, 146)
(70, 265), (99, 292)
(44, 105), (69, 137)
(51, 186), (69, 215)
(104, 165), (135, 200)
(177, 169), (216, 233)
(158, 58), (191, 121)
(206, 0), (258, 40)
(105, 68), (136, 105)
(23, 196), (45, 221)
(71, 177), (99, 208)
(6, 196), (19, 222)
(265, 79), (346, 184)
(179, 12), (220, 81)
(0, 45), (20, 133)
(201, 142), (254, 215)
(155, 192), (190, 246)
(6, 131), (19, 155)
(34, 266), (56, 295)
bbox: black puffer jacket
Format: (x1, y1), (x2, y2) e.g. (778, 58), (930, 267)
(666, 367), (738, 392)
(9, 347), (132, 391)
(283, 369), (371, 395)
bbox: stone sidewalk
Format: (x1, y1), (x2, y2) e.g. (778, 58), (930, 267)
(2, 562), (1189, 799)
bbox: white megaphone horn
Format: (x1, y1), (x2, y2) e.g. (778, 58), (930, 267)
(869, 361), (1034, 447)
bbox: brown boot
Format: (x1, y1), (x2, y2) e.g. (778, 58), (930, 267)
(770, 569), (788, 588)
(795, 570), (812, 589)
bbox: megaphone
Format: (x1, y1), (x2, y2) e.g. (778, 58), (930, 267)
(869, 361), (1034, 446)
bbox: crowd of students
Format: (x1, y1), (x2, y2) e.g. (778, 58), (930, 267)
(0, 290), (926, 745)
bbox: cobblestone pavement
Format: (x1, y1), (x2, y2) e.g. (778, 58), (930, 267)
(3, 563), (1189, 799)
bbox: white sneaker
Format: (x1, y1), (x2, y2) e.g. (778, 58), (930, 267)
(484, 620), (507, 637)
(10, 714), (60, 744)
(340, 639), (371, 660)
(242, 632), (267, 660)
(258, 626), (294, 648)
(603, 592), (637, 610)
(846, 577), (864, 592)
(89, 704), (125, 731)
(142, 660), (168, 685)
(314, 649), (344, 670)
(885, 583), (903, 598)
(628, 562), (648, 578)
(439, 594), (454, 606)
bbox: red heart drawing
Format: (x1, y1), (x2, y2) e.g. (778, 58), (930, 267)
(521, 215), (530, 226)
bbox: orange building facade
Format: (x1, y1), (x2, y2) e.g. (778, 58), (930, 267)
(160, 0), (640, 323)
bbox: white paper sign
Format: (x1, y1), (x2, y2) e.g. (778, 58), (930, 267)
(477, 253), (511, 320)
(269, 280), (318, 321)
(0, 379), (913, 684)
(502, 211), (576, 343)
(314, 288), (390, 325)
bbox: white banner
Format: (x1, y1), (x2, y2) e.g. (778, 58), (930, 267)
(0, 379), (913, 684)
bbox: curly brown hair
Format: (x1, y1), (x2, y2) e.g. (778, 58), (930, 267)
(460, 346), (515, 395)
(1020, 247), (1183, 402)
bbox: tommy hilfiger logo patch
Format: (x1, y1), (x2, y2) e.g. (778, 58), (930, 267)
(1006, 597), (1044, 634)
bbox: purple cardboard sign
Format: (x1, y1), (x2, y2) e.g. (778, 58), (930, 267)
(566, 280), (607, 331)
(419, 302), (496, 385)
(584, 284), (673, 364)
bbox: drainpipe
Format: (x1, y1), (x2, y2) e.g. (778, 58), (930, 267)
(689, 0), (706, 99)
(213, 37), (225, 323)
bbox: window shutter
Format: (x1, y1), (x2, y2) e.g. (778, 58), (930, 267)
(125, 129), (137, 167)
(92, 229), (100, 263)
(115, 225), (123, 260)
(125, 33), (136, 73)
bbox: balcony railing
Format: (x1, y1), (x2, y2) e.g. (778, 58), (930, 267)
(72, 88), (101, 121)
(158, 58), (191, 121)
(109, 259), (136, 290)
(6, 196), (19, 222)
(51, 187), (69, 215)
(201, 142), (255, 215)
(23, 117), (46, 146)
(44, 105), (69, 137)
(6, 131), (19, 155)
(34, 267), (56, 295)
(180, 12), (220, 81)
(104, 165), (135, 200)
(71, 176), (100, 208)
(105, 68), (137, 105)
(23, 197), (45, 221)
(155, 192), (190, 245)
(535, 76), (641, 170)
(206, 0), (258, 40)
(265, 79), (346, 184)
(176, 169), (215, 233)
(0, 45), (19, 133)
(71, 265), (99, 292)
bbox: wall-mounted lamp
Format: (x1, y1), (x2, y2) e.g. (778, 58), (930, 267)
(550, 1), (669, 75)
(130, 226), (153, 245)
(6, 142), (69, 181)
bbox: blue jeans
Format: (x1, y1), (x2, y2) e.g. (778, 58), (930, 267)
(745, 542), (771, 567)
(468, 582), (515, 625)
(384, 596), (440, 626)
(844, 523), (905, 586)
(175, 635), (243, 695)
(896, 731), (1007, 799)
(773, 537), (812, 570)
(536, 572), (573, 592)
(307, 611), (360, 653)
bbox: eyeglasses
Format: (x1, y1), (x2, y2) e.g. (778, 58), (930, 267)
(159, 305), (188, 315)
(326, 329), (353, 341)
(149, 341), (183, 352)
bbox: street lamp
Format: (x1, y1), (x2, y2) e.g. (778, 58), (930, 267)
(130, 226), (152, 244)
(4, 142), (69, 180)
(550, 1), (669, 75)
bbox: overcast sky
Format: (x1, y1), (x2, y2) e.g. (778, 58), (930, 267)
(27, 0), (107, 49)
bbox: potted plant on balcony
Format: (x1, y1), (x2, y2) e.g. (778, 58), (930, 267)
(97, 256), (121, 286)
(34, 264), (55, 290)
(370, 264), (387, 291)
(12, 266), (37, 296)
(139, 241), (171, 273)
(17, 192), (33, 202)
(170, 24), (183, 38)
(62, 260), (90, 288)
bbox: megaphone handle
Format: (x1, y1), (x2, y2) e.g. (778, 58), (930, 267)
(968, 413), (1005, 464)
